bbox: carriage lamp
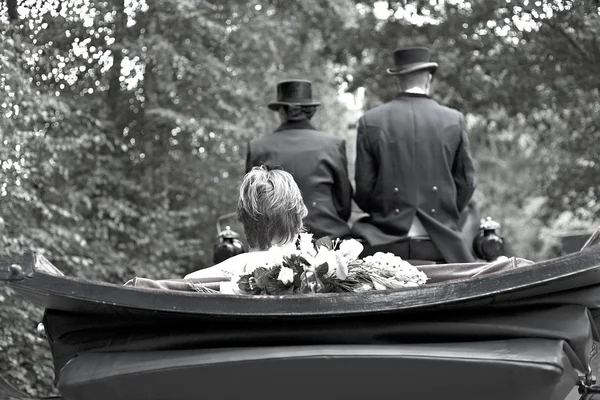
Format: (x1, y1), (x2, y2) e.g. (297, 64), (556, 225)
(213, 226), (247, 265)
(473, 217), (505, 262)
(37, 322), (47, 339)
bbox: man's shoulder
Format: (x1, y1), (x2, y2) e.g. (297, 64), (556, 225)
(248, 134), (268, 146)
(248, 132), (280, 148)
(433, 103), (463, 119)
(250, 128), (343, 147)
(300, 130), (346, 150)
(363, 98), (462, 115)
(315, 130), (345, 144)
(359, 100), (464, 134)
(361, 102), (395, 120)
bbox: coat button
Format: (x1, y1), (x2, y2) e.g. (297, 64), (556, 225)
(394, 209), (400, 214)
(432, 186), (438, 192)
(312, 202), (317, 207)
(431, 208), (436, 214)
(393, 187), (399, 192)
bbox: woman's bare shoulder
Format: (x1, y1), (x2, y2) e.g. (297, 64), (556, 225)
(184, 251), (266, 279)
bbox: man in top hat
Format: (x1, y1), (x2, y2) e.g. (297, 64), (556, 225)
(352, 46), (476, 263)
(246, 79), (353, 240)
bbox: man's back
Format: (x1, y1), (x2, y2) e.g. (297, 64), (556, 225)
(247, 122), (352, 240)
(354, 92), (476, 263)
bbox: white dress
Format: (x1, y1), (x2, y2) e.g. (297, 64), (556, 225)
(184, 243), (298, 280)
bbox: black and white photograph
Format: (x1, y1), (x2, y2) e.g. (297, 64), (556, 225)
(1, 0), (600, 399)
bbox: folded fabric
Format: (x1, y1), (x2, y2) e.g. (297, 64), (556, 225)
(582, 224), (600, 250)
(124, 257), (534, 293)
(124, 277), (221, 292)
(419, 257), (534, 284)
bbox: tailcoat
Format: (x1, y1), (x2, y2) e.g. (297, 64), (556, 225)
(353, 92), (476, 263)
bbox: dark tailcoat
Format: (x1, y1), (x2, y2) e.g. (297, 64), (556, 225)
(353, 92), (476, 263)
(246, 120), (353, 240)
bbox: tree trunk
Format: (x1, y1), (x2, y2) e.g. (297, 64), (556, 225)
(6, 0), (18, 21)
(106, 0), (126, 117)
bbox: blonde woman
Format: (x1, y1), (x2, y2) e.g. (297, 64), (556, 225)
(185, 166), (308, 280)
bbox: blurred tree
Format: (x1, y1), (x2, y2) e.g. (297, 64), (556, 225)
(339, 0), (599, 254)
(2, 0), (598, 395)
(0, 0), (357, 394)
(4, 0), (16, 20)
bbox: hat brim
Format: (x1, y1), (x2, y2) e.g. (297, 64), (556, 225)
(386, 62), (439, 76)
(268, 101), (321, 111)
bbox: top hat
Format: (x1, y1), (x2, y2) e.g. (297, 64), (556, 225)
(386, 46), (439, 75)
(268, 80), (321, 110)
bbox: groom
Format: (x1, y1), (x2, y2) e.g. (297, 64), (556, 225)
(245, 79), (353, 241)
(352, 46), (476, 263)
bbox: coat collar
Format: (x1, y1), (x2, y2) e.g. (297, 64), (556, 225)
(274, 119), (317, 132)
(395, 92), (431, 99)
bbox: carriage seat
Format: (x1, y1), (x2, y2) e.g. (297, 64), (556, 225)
(57, 339), (577, 400)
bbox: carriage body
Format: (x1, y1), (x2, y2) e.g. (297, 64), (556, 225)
(2, 236), (600, 400)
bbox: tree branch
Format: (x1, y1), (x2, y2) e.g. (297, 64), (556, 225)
(544, 20), (590, 62)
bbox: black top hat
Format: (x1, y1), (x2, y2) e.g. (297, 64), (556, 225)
(386, 46), (439, 75)
(268, 80), (321, 110)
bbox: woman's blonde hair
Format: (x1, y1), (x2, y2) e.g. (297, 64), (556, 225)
(237, 166), (308, 250)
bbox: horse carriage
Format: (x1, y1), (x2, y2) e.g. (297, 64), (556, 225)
(2, 217), (600, 400)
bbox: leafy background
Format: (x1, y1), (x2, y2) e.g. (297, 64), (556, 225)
(1, 0), (599, 395)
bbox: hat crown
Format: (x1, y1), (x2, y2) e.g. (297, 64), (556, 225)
(268, 79), (321, 110)
(276, 80), (314, 103)
(392, 46), (432, 70)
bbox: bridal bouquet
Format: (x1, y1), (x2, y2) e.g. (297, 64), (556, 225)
(227, 234), (428, 295)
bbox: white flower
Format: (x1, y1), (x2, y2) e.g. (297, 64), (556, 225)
(313, 247), (328, 265)
(312, 247), (349, 280)
(277, 266), (295, 285)
(312, 247), (336, 277)
(339, 239), (364, 261)
(362, 252), (428, 289)
(298, 233), (316, 257)
(334, 253), (348, 280)
(393, 262), (428, 285)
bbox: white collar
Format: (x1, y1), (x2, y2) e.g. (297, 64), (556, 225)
(404, 87), (427, 95)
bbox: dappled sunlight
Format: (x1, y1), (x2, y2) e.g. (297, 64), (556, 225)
(1, 0), (600, 395)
